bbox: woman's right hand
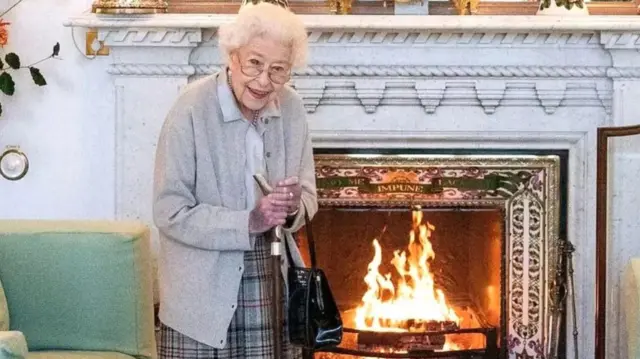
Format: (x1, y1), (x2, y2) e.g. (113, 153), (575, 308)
(248, 194), (289, 234)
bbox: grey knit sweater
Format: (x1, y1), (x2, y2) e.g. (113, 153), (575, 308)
(152, 70), (317, 348)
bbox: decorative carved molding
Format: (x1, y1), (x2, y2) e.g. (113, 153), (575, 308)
(108, 64), (196, 76)
(191, 64), (640, 86)
(415, 80), (446, 114)
(535, 82), (567, 115)
(292, 79), (608, 115)
(601, 32), (640, 49)
(194, 64), (223, 75)
(305, 31), (601, 48)
(99, 28), (202, 47)
(291, 79), (327, 113)
(201, 29), (218, 45)
(89, 26), (640, 52)
(301, 65), (611, 78)
(596, 83), (613, 115)
(108, 28), (616, 50)
(310, 130), (587, 147)
(193, 64), (610, 78)
(115, 63), (618, 112)
(109, 63), (619, 113)
(475, 81), (507, 114)
(200, 30), (601, 48)
(606, 67), (640, 78)
(355, 81), (386, 113)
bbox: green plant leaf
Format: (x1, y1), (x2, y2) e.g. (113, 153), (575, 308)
(29, 67), (46, 86)
(0, 59), (4, 70)
(0, 72), (15, 95)
(52, 42), (60, 57)
(4, 53), (20, 70)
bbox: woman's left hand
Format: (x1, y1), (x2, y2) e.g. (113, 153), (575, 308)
(271, 176), (302, 215)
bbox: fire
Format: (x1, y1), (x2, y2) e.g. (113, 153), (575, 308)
(354, 209), (460, 332)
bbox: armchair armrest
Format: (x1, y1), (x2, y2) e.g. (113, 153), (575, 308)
(0, 331), (28, 359)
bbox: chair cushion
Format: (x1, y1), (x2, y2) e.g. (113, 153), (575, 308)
(26, 351), (135, 359)
(0, 220), (156, 359)
(0, 276), (8, 331)
(0, 331), (28, 359)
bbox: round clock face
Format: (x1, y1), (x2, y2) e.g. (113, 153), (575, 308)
(0, 148), (29, 181)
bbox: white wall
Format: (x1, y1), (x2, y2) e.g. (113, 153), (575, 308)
(0, 0), (115, 219)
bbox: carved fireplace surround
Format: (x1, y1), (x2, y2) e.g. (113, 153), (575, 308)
(65, 13), (640, 359)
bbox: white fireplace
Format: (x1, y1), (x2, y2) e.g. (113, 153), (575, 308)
(65, 13), (640, 359)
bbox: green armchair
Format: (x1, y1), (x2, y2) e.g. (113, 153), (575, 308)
(0, 220), (157, 359)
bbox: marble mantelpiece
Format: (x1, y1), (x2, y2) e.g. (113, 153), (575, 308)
(65, 14), (640, 359)
(67, 13), (640, 30)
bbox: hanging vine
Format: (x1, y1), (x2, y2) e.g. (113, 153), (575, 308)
(0, 0), (60, 116)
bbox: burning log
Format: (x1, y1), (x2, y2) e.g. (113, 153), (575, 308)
(357, 331), (445, 351)
(404, 319), (459, 332)
(356, 320), (459, 352)
(353, 209), (465, 352)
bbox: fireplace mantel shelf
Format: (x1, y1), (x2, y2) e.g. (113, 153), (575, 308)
(65, 12), (640, 31)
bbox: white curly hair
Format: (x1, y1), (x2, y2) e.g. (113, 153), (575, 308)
(218, 2), (308, 69)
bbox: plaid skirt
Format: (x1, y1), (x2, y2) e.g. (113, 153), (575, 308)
(158, 238), (301, 359)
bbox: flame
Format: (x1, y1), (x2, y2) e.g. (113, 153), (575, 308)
(354, 210), (460, 332)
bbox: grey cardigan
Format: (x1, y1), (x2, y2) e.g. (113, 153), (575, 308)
(152, 71), (318, 348)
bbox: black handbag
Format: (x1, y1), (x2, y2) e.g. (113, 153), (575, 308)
(285, 208), (343, 350)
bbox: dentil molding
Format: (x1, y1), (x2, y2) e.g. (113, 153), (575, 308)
(287, 78), (612, 115)
(106, 63), (617, 114)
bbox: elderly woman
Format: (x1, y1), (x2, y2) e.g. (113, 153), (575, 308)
(152, 2), (316, 358)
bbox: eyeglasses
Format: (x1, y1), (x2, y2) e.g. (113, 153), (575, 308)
(234, 53), (292, 85)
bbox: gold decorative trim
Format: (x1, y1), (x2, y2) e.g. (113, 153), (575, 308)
(588, 0), (639, 15)
(92, 0), (168, 14)
(313, 154), (559, 208)
(166, 0), (637, 15)
(94, 7), (167, 14)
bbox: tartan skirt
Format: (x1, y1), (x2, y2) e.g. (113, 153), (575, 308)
(158, 238), (301, 359)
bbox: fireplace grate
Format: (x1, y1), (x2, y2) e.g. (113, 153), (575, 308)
(307, 327), (499, 359)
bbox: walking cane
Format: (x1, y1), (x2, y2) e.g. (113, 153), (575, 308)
(253, 174), (284, 358)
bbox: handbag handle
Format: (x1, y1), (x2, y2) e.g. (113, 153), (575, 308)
(285, 201), (317, 268)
